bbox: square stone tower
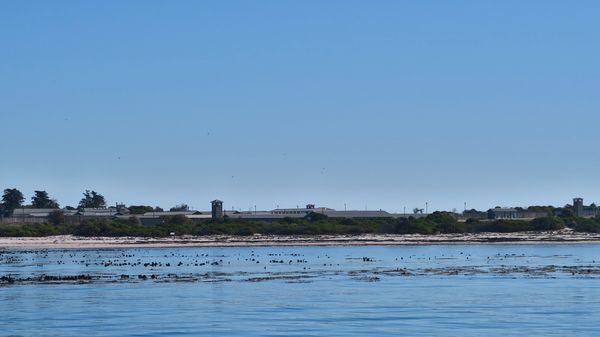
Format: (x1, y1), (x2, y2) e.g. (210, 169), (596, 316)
(211, 200), (223, 220)
(573, 198), (584, 217)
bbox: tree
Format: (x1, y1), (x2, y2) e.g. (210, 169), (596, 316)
(170, 203), (189, 212)
(527, 205), (556, 215)
(305, 211), (328, 222)
(128, 205), (155, 215)
(31, 190), (59, 209)
(78, 190), (106, 208)
(2, 188), (24, 215)
(282, 216), (295, 224)
(530, 216), (565, 231)
(126, 216), (140, 226)
(463, 208), (486, 219)
(427, 211), (464, 233)
(559, 208), (575, 219)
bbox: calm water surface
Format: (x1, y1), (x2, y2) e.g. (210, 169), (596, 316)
(1, 244), (599, 336)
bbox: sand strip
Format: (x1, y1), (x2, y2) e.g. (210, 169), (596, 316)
(1, 231), (600, 249)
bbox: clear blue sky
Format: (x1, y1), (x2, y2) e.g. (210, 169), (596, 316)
(1, 1), (599, 212)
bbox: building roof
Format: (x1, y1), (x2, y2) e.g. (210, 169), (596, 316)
(270, 207), (334, 212)
(12, 208), (59, 214)
(10, 208), (78, 217)
(185, 214), (213, 219)
(324, 210), (392, 218)
(142, 211), (203, 216)
(492, 208), (517, 212)
(82, 208), (115, 213)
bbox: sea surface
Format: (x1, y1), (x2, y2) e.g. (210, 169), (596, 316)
(1, 244), (600, 336)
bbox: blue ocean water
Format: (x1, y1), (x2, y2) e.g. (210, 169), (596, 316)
(1, 244), (599, 336)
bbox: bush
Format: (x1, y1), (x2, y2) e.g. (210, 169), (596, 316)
(572, 218), (600, 233)
(474, 220), (532, 233)
(2, 213), (598, 237)
(530, 217), (565, 231)
(305, 212), (328, 222)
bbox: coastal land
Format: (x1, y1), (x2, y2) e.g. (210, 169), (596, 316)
(2, 230), (600, 249)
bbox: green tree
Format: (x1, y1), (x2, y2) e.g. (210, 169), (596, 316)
(128, 205), (155, 215)
(31, 190), (59, 208)
(559, 208), (575, 219)
(170, 203), (189, 212)
(78, 190), (106, 208)
(305, 212), (328, 222)
(395, 217), (435, 235)
(282, 216), (295, 224)
(2, 188), (25, 215)
(126, 216), (140, 226)
(530, 216), (565, 231)
(463, 209), (486, 219)
(427, 211), (463, 233)
(527, 205), (556, 216)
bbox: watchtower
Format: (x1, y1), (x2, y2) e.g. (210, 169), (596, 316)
(573, 198), (584, 217)
(211, 200), (223, 220)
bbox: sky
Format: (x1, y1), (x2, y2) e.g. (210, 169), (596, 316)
(1, 1), (599, 213)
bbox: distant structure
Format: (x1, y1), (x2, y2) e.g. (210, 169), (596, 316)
(7, 196), (597, 226)
(211, 200), (223, 220)
(490, 207), (518, 219)
(270, 204), (332, 216)
(573, 197), (584, 217)
(115, 203), (130, 215)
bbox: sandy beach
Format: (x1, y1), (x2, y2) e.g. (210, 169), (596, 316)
(1, 230), (600, 249)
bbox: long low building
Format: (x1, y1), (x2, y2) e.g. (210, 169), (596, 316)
(9, 208), (79, 218)
(0, 203), (427, 225)
(223, 204), (423, 221)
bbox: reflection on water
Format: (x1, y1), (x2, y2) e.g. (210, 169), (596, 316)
(1, 244), (600, 336)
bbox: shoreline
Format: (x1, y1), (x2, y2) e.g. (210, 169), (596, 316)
(2, 231), (600, 249)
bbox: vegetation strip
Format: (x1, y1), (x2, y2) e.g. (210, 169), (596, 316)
(2, 210), (600, 238)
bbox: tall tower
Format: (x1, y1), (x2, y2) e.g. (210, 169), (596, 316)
(573, 198), (584, 217)
(211, 200), (223, 220)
